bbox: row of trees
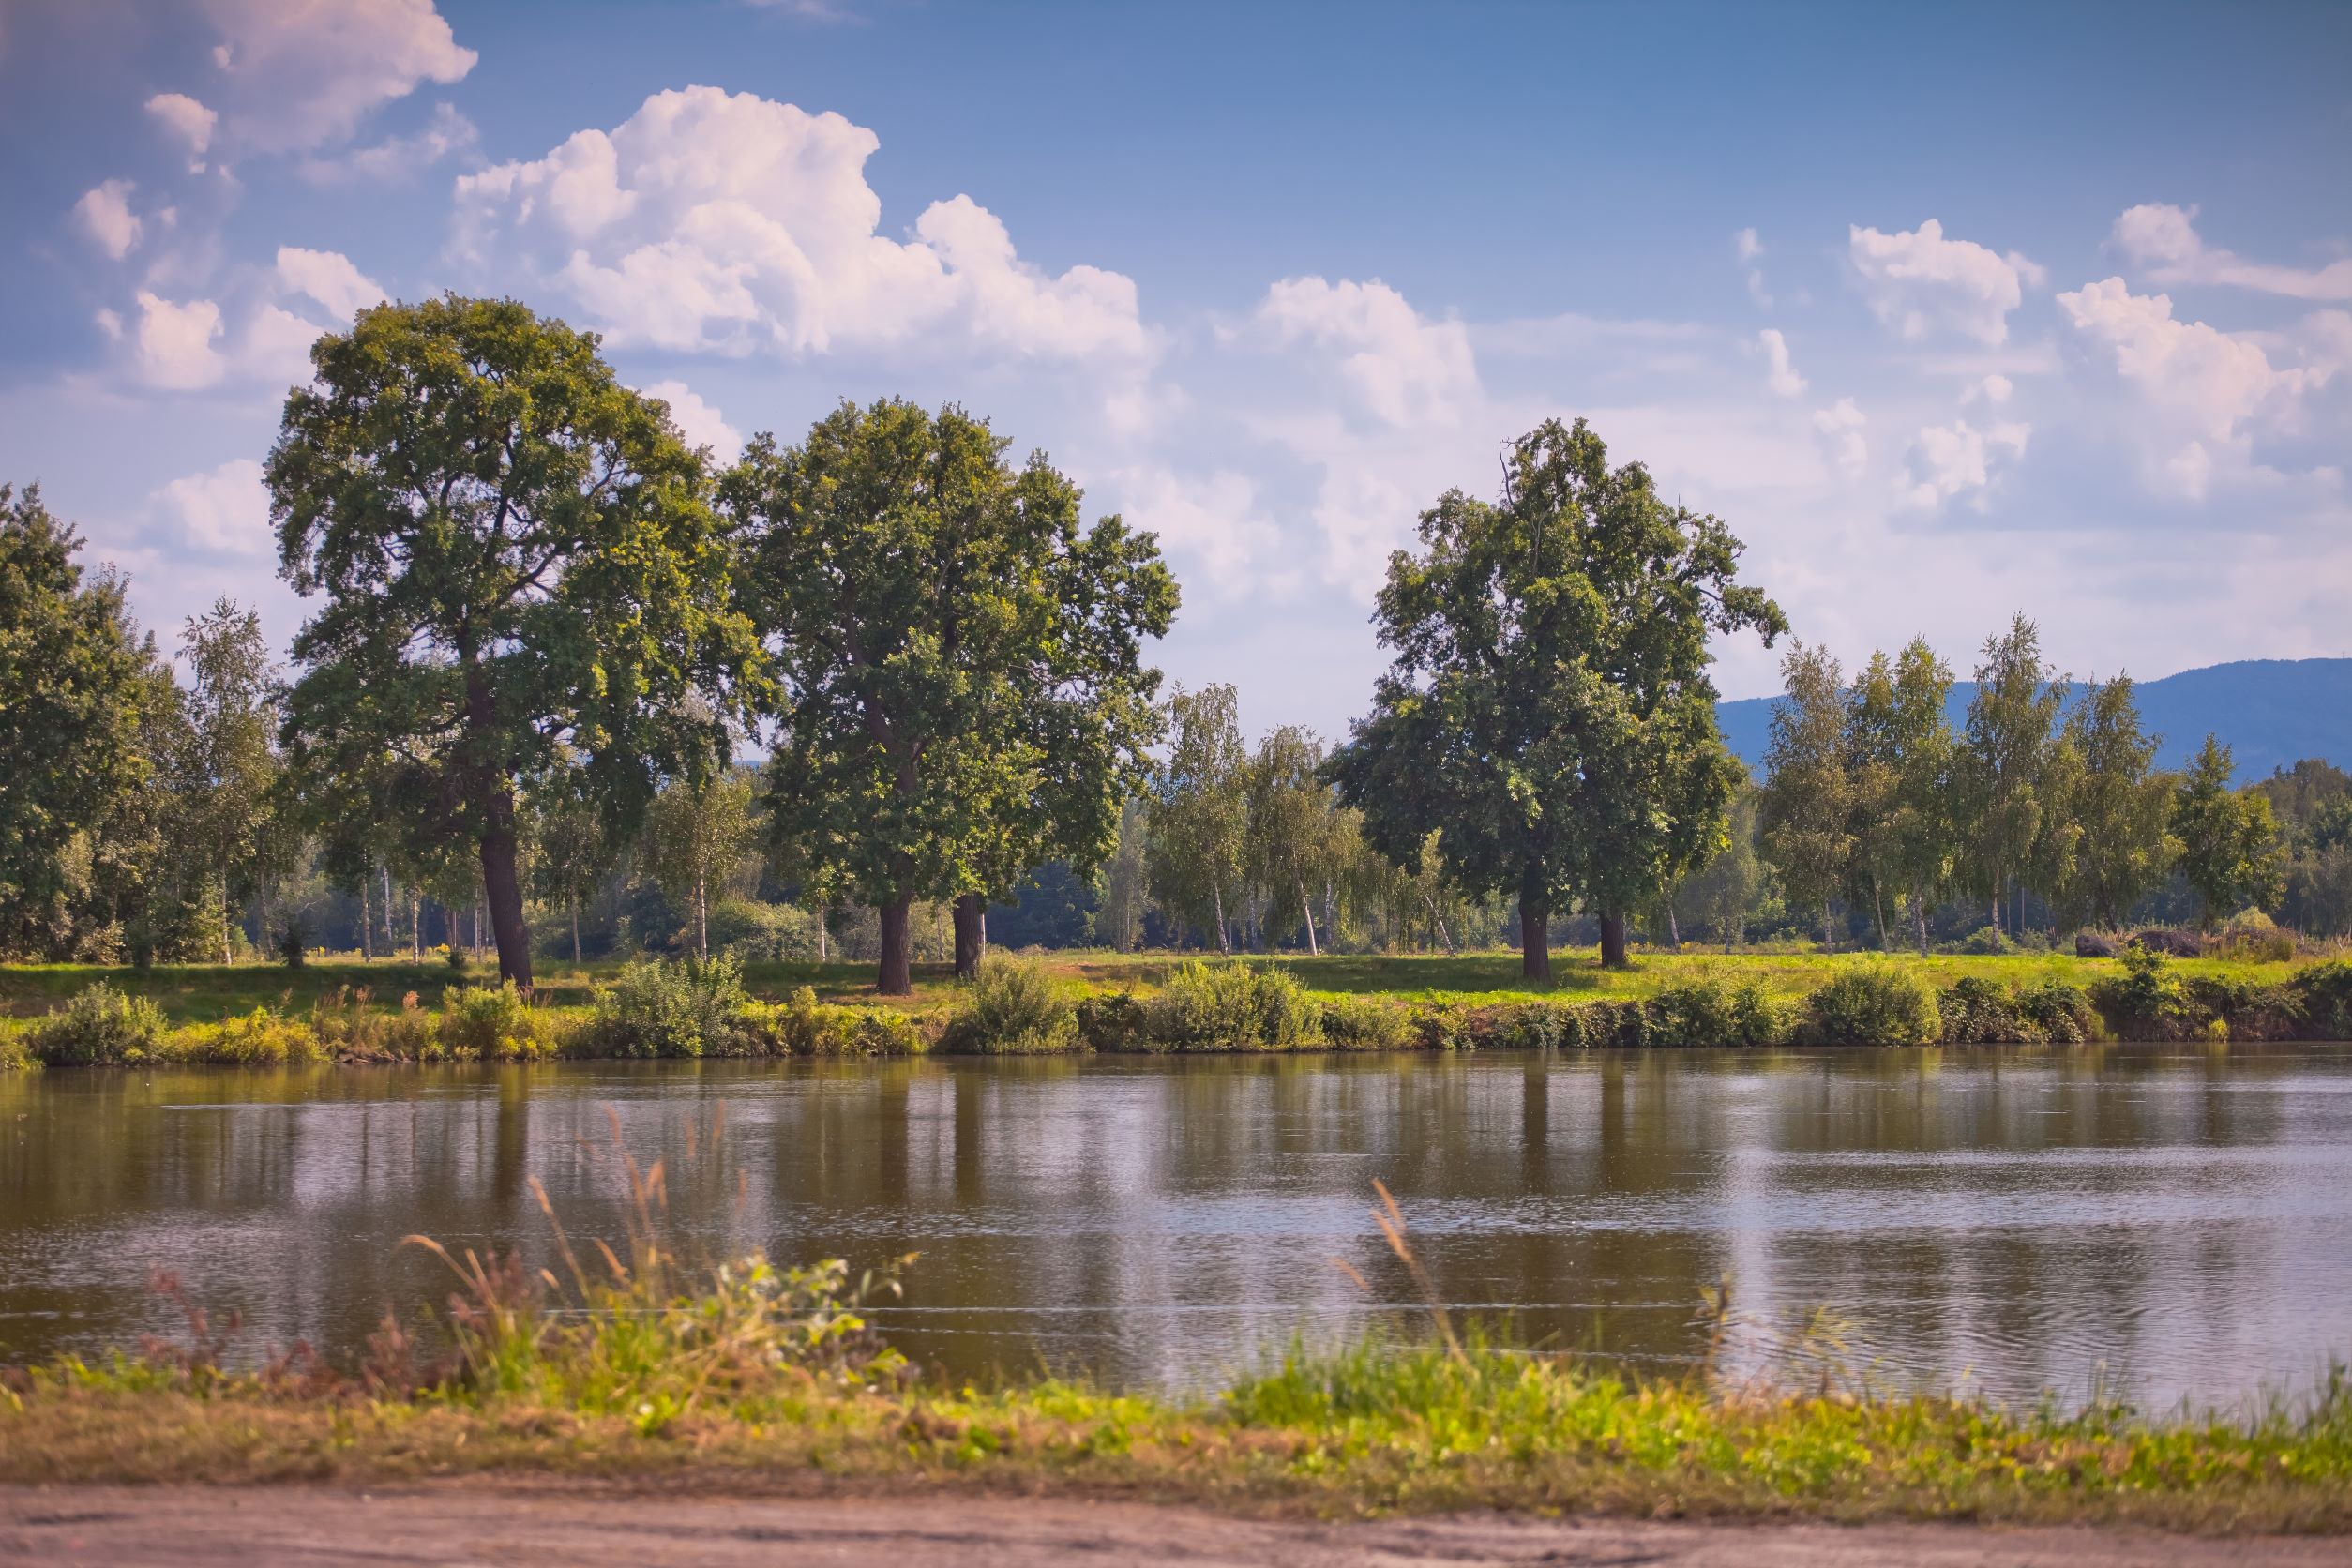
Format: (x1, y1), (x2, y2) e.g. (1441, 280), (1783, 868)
(1753, 616), (2288, 947)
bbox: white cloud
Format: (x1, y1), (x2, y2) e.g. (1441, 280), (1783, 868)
(199, 0), (476, 155)
(275, 247), (385, 319)
(1900, 417), (2029, 509)
(2057, 276), (2325, 498)
(144, 92), (218, 165)
(454, 86), (1150, 363)
(2112, 204), (2352, 302)
(1812, 398), (1867, 476)
(639, 380), (742, 465)
(1848, 219), (2044, 345)
(72, 181), (143, 260)
(1962, 373), (2014, 405)
(300, 100), (477, 182)
(1111, 466), (1287, 599)
(1758, 328), (1805, 397)
(1735, 227), (1771, 306)
(155, 458), (272, 555)
(1253, 276), (1478, 426)
(128, 292), (225, 389)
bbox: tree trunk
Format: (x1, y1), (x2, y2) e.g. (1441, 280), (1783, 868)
(1518, 862), (1551, 981)
(817, 903), (829, 962)
(1822, 905), (1835, 952)
(953, 893), (988, 980)
(1213, 880), (1230, 956)
(382, 867), (394, 957)
(359, 871), (373, 961)
(878, 896), (914, 996)
(1872, 879), (1888, 952)
(1421, 890), (1454, 954)
(695, 867), (709, 961)
(220, 880), (234, 966)
(411, 891), (422, 961)
(571, 900), (582, 966)
(1912, 884), (1931, 957)
(1296, 875), (1319, 957)
(479, 823), (532, 989)
(1666, 904), (1681, 951)
(1599, 910), (1630, 969)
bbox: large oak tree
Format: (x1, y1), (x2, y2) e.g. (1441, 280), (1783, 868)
(1328, 418), (1784, 975)
(726, 399), (1175, 994)
(268, 296), (761, 988)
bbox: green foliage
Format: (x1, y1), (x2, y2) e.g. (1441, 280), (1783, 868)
(641, 770), (759, 961)
(437, 985), (558, 1060)
(2173, 737), (2286, 930)
(943, 954), (1078, 1054)
(1143, 960), (1322, 1050)
(581, 957), (749, 1059)
(27, 982), (168, 1064)
(745, 986), (926, 1056)
(1145, 684), (1248, 950)
(278, 916), (307, 969)
(1319, 991), (1416, 1050)
(1805, 963), (1941, 1045)
(1953, 614), (2068, 935)
(730, 398), (1176, 993)
(2091, 946), (2194, 1033)
(2293, 960), (2352, 1039)
(1758, 641), (1852, 944)
(703, 897), (822, 961)
(0, 484), (169, 960)
(1938, 975), (2098, 1044)
(2055, 675), (2176, 929)
(269, 295), (761, 988)
(1328, 418), (1786, 975)
(1648, 975), (1787, 1047)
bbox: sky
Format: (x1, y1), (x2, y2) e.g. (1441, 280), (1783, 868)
(3, 0), (2348, 743)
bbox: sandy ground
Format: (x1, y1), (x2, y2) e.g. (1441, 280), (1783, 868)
(1, 1485), (2344, 1567)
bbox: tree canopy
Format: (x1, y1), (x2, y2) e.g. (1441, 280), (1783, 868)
(1328, 417), (1785, 974)
(268, 295), (761, 987)
(725, 398), (1175, 993)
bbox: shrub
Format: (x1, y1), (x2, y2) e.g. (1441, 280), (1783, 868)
(581, 957), (747, 1059)
(1076, 989), (1148, 1051)
(706, 897), (822, 961)
(191, 1006), (326, 1065)
(278, 917), (308, 969)
(29, 983), (168, 1065)
(438, 984), (559, 1060)
(2091, 946), (2194, 1036)
(2294, 960), (2352, 1040)
(943, 955), (1078, 1054)
(1805, 964), (1940, 1046)
(747, 987), (928, 1055)
(1954, 926), (2017, 957)
(1938, 976), (2097, 1044)
(1320, 993), (1413, 1050)
(1144, 961), (1321, 1050)
(0, 1026), (37, 1072)
(1648, 976), (1786, 1048)
(2218, 909), (2296, 964)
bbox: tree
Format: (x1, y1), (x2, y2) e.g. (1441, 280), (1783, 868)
(1244, 726), (1344, 954)
(1955, 615), (2066, 936)
(1145, 684), (1249, 952)
(1882, 638), (1958, 954)
(1679, 786), (1765, 951)
(168, 600), (281, 964)
(525, 778), (617, 965)
(1329, 419), (1785, 975)
(2056, 675), (2175, 929)
(268, 295), (760, 988)
(0, 484), (165, 958)
(1758, 641), (1850, 949)
(727, 399), (1175, 994)
(1093, 796), (1151, 952)
(642, 768), (757, 960)
(2173, 736), (2284, 928)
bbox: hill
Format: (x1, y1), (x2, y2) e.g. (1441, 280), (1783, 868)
(1716, 657), (2352, 783)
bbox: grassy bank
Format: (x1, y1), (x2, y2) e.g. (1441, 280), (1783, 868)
(4, 948), (2349, 1071)
(3, 1221), (2346, 1532)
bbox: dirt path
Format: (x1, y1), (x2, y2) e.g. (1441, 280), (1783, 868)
(1, 1485), (2341, 1567)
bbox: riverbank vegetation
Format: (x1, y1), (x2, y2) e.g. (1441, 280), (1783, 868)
(3, 1205), (2347, 1531)
(6, 947), (2348, 1069)
(7, 300), (2349, 1013)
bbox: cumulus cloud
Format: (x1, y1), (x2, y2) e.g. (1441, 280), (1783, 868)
(2111, 203), (2352, 302)
(2057, 276), (2327, 498)
(144, 92), (218, 164)
(301, 100), (478, 183)
(1900, 417), (2030, 509)
(1110, 466), (1287, 598)
(1758, 328), (1806, 397)
(1848, 219), (2044, 345)
(275, 247), (385, 319)
(155, 458), (273, 555)
(453, 86), (1149, 362)
(72, 180), (143, 259)
(127, 292), (225, 389)
(113, 284), (339, 393)
(638, 380), (742, 465)
(1252, 277), (1478, 426)
(1962, 373), (2014, 405)
(1812, 398), (1867, 476)
(197, 0), (476, 155)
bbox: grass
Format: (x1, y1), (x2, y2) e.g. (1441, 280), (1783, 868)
(3, 1176), (2347, 1532)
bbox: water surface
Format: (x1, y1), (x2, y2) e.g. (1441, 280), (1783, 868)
(5, 1045), (2349, 1409)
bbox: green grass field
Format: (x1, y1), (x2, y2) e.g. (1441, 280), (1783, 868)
(0, 944), (2324, 1025)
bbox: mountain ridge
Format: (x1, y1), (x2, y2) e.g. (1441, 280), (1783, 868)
(1715, 657), (2352, 783)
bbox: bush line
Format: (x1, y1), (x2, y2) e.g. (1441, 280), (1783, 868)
(8, 952), (2352, 1069)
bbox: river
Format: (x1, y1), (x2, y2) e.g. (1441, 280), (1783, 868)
(5, 1044), (2349, 1410)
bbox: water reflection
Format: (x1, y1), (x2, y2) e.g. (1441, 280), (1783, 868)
(3, 1045), (2347, 1408)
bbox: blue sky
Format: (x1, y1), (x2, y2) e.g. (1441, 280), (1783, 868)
(4, 0), (2348, 742)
